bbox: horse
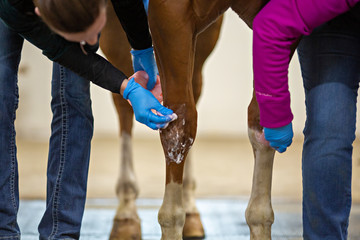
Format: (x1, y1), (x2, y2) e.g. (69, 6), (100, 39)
(100, 0), (299, 238)
(146, 0), (281, 240)
(99, 1), (224, 239)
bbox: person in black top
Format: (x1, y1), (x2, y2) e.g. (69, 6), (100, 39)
(0, 0), (174, 239)
(0, 0), (175, 127)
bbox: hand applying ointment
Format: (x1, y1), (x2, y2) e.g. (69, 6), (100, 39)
(121, 71), (177, 130)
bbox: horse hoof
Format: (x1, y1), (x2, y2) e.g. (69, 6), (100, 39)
(109, 218), (141, 240)
(182, 213), (205, 240)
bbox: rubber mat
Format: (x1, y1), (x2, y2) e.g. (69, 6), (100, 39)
(18, 198), (360, 240)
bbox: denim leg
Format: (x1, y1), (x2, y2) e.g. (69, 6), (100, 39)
(0, 21), (24, 239)
(297, 11), (360, 240)
(38, 63), (94, 240)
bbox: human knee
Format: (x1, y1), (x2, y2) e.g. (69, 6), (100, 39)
(304, 83), (356, 143)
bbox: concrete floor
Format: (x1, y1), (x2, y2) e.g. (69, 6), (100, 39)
(15, 136), (360, 239)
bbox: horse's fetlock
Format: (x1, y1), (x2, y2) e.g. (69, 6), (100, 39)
(158, 206), (185, 228)
(245, 204), (274, 226)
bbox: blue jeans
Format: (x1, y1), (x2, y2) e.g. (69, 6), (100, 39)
(297, 6), (360, 240)
(0, 21), (94, 239)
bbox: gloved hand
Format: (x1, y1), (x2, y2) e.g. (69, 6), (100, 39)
(123, 78), (175, 130)
(131, 47), (158, 90)
(142, 0), (149, 13)
(264, 122), (293, 153)
(129, 71), (163, 103)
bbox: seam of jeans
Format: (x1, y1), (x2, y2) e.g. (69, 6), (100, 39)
(9, 84), (19, 225)
(49, 66), (68, 239)
(343, 185), (352, 237)
(0, 235), (20, 239)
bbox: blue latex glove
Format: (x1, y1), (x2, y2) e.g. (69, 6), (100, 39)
(123, 78), (174, 130)
(264, 123), (293, 153)
(131, 47), (158, 90)
(142, 0), (149, 13)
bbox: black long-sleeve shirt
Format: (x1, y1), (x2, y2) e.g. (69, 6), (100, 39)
(0, 0), (152, 93)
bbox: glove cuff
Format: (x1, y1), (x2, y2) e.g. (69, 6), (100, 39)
(123, 78), (137, 100)
(130, 46), (154, 56)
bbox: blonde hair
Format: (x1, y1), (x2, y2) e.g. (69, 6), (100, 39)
(34, 0), (106, 33)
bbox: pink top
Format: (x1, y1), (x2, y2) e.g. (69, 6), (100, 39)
(253, 0), (359, 128)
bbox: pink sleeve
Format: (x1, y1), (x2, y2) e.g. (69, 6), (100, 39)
(253, 0), (359, 128)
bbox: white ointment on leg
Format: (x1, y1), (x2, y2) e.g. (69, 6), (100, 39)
(160, 105), (194, 165)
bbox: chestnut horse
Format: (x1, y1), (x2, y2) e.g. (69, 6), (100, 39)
(147, 1), (279, 240)
(100, 0), (290, 239)
(99, 1), (223, 239)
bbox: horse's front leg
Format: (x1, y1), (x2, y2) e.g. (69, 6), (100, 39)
(245, 91), (275, 240)
(182, 15), (224, 239)
(149, 2), (198, 239)
(158, 97), (197, 240)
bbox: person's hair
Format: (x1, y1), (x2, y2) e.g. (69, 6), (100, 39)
(34, 0), (107, 33)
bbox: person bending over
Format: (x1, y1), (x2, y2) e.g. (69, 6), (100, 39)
(252, 0), (359, 239)
(0, 0), (175, 239)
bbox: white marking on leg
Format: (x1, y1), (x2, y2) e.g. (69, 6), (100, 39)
(158, 181), (185, 240)
(246, 128), (275, 240)
(115, 132), (139, 219)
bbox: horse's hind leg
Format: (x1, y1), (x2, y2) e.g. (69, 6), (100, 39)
(99, 2), (141, 240)
(245, 91), (275, 240)
(182, 15), (224, 240)
(108, 94), (140, 240)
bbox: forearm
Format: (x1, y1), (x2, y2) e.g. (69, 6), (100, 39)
(110, 0), (152, 50)
(0, 0), (127, 93)
(56, 46), (127, 93)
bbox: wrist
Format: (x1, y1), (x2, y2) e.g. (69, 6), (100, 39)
(120, 79), (129, 96)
